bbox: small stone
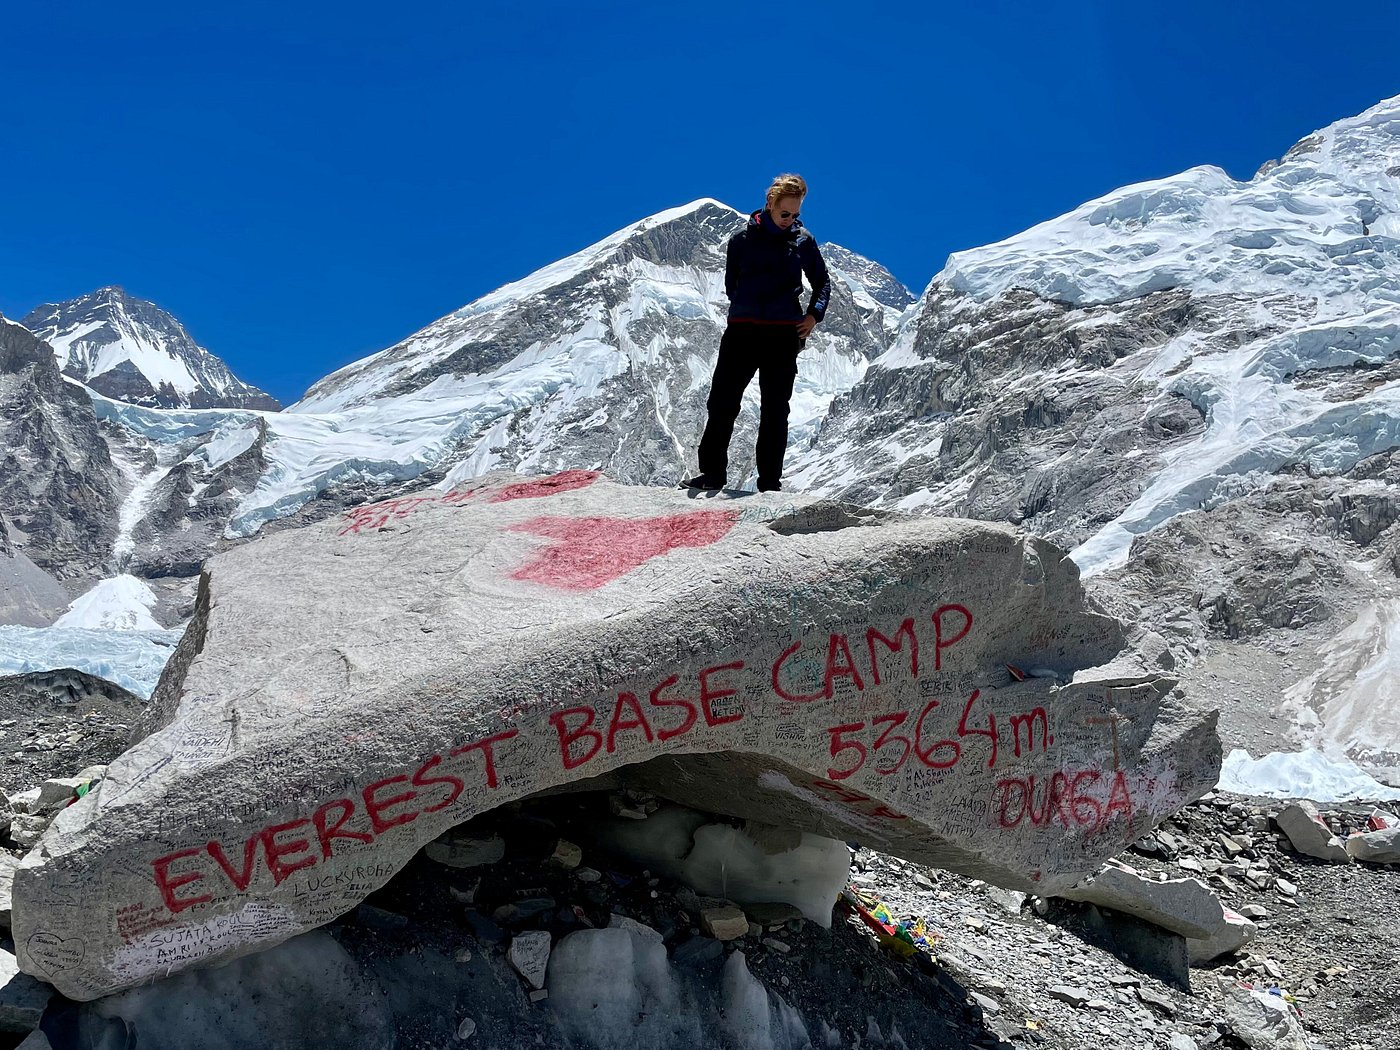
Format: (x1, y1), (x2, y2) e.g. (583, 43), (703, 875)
(743, 901), (802, 925)
(1168, 1034), (1197, 1050)
(495, 897), (555, 925)
(9, 815), (49, 850)
(1134, 835), (1163, 854)
(984, 887), (1027, 915)
(1049, 985), (1092, 1007)
(1218, 834), (1246, 856)
(6, 790), (39, 817)
(454, 948), (473, 962)
(508, 931), (551, 990)
(609, 796), (648, 820)
(549, 839), (583, 869)
(465, 912), (506, 946)
(1176, 857), (1204, 874)
(1136, 985), (1176, 1016)
(701, 906), (749, 942)
(426, 832), (506, 869)
(970, 991), (1001, 1014)
(1275, 801), (1351, 863)
(1238, 904), (1269, 920)
(761, 937), (791, 954)
(575, 867), (601, 883)
(1275, 877), (1297, 897)
(528, 989), (548, 1003)
(455, 1016), (477, 1040)
(913, 873), (935, 890)
(1085, 998), (1113, 1011)
(33, 778), (86, 816)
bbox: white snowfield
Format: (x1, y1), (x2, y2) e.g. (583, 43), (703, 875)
(927, 97), (1400, 577)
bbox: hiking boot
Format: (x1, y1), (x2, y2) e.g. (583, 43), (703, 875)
(757, 479), (782, 492)
(681, 474), (723, 491)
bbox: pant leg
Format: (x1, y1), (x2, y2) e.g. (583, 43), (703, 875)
(697, 325), (761, 482)
(755, 328), (801, 487)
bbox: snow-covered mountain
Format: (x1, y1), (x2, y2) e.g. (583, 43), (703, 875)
(20, 286), (280, 411)
(788, 94), (1400, 779)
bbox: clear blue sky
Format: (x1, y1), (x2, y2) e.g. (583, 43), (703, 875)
(3, 1), (1397, 406)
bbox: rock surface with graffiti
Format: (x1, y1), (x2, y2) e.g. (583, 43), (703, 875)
(11, 470), (1221, 999)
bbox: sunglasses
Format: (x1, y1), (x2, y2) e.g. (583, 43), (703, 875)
(778, 210), (800, 220)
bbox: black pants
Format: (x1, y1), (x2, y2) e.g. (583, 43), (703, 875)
(697, 323), (800, 487)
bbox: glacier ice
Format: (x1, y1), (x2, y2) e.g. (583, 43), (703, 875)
(594, 805), (850, 927)
(76, 930), (394, 1050)
(0, 625), (182, 699)
(547, 926), (700, 1049)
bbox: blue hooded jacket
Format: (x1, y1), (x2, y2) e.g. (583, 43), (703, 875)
(725, 210), (832, 324)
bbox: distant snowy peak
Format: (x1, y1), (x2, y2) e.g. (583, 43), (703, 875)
(939, 93), (1400, 309)
(21, 287), (281, 411)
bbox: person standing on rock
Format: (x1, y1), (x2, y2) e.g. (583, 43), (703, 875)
(684, 173), (831, 494)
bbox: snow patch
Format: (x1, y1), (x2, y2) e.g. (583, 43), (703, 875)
(54, 575), (162, 632)
(1218, 748), (1400, 801)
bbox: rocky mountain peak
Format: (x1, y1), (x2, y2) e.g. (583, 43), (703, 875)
(20, 289), (281, 412)
(0, 315), (64, 381)
(819, 243), (917, 311)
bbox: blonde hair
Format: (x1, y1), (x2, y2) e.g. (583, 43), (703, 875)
(765, 173), (807, 209)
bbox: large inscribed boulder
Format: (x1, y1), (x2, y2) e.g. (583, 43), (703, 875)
(12, 471), (1220, 998)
